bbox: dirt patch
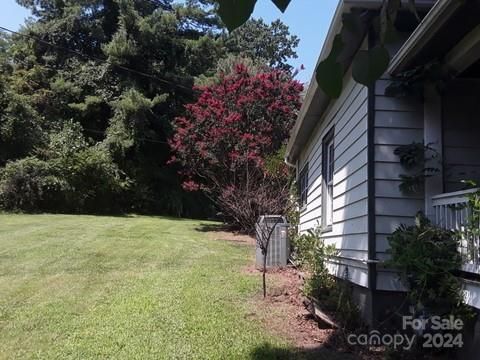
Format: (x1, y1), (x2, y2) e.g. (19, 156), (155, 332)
(247, 266), (384, 359)
(207, 230), (256, 246)
(253, 267), (332, 347)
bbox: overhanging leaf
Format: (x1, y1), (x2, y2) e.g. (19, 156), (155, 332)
(271, 0), (291, 12)
(316, 59), (343, 98)
(314, 34), (345, 98)
(380, 0), (388, 44)
(383, 20), (401, 44)
(380, 0), (401, 45)
(352, 46), (390, 86)
(315, 34), (345, 98)
(217, 0), (257, 32)
(328, 34), (344, 61)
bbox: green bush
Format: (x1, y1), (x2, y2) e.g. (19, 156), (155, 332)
(292, 227), (335, 292)
(54, 145), (130, 213)
(291, 227), (334, 295)
(292, 227), (361, 330)
(0, 157), (66, 212)
(385, 213), (474, 358)
(0, 122), (130, 213)
(387, 213), (472, 319)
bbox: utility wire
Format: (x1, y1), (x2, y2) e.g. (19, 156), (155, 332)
(1, 33), (173, 146)
(0, 25), (194, 94)
(83, 128), (169, 145)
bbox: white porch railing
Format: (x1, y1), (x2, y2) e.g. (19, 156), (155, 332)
(432, 188), (480, 274)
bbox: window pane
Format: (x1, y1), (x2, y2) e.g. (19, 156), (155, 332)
(299, 164), (308, 208)
(328, 142), (334, 182)
(322, 132), (334, 228)
(327, 184), (333, 225)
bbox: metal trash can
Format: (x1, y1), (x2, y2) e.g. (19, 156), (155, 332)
(255, 215), (289, 267)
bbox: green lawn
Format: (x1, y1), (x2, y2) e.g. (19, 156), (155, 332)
(0, 214), (293, 359)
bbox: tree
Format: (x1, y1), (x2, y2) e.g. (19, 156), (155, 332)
(217, 148), (297, 297)
(225, 19), (299, 72)
(169, 63), (302, 232)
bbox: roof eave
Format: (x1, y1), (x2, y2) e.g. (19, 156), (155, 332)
(388, 0), (462, 74)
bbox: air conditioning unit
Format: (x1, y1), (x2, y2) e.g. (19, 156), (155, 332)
(255, 215), (289, 267)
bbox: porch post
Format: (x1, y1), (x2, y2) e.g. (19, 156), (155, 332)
(424, 85), (443, 221)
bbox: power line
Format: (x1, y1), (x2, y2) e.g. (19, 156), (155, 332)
(3, 58), (170, 145)
(1, 29), (174, 146)
(83, 127), (169, 145)
(0, 25), (194, 94)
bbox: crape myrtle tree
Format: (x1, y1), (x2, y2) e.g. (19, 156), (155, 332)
(170, 63), (301, 296)
(169, 63), (303, 232)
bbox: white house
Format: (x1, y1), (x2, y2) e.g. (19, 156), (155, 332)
(286, 0), (480, 337)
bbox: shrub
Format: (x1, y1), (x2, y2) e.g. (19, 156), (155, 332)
(292, 226), (362, 330)
(0, 157), (66, 212)
(387, 213), (470, 318)
(54, 145), (130, 213)
(0, 122), (130, 213)
(385, 213), (474, 358)
(295, 227), (336, 300)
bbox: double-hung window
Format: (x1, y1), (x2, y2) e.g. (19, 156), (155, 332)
(322, 129), (335, 229)
(298, 163), (309, 210)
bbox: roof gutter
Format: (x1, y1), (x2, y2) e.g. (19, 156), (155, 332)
(388, 0), (464, 74)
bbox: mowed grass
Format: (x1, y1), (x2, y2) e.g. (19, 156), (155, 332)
(0, 214), (290, 359)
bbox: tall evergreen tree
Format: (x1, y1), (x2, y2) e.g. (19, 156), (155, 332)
(225, 19), (299, 72)
(2, 0), (224, 215)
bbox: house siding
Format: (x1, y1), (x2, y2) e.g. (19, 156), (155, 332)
(373, 78), (424, 291)
(298, 74), (369, 288)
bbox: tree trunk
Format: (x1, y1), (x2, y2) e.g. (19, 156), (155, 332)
(262, 244), (268, 298)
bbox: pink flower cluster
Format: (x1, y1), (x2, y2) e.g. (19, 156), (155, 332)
(169, 63), (303, 192)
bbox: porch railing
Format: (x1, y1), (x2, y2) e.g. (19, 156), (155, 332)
(432, 188), (480, 274)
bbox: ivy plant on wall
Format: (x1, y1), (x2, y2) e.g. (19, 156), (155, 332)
(394, 142), (440, 195)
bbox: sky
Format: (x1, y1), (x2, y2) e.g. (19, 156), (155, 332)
(0, 0), (339, 83)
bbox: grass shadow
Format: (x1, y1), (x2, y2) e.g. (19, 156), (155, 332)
(195, 222), (233, 233)
(1, 211), (218, 222)
(250, 342), (359, 360)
